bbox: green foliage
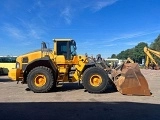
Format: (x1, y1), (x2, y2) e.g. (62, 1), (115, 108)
(111, 34), (160, 64)
(150, 34), (160, 50)
(116, 42), (148, 63)
(111, 54), (117, 58)
(134, 42), (148, 63)
(149, 34), (160, 64)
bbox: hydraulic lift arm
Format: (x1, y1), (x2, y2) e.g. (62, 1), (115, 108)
(143, 46), (159, 68)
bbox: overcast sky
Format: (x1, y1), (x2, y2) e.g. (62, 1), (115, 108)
(0, 0), (160, 58)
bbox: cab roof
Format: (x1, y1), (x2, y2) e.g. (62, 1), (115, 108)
(53, 38), (73, 42)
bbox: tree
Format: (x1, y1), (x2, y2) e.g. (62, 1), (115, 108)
(117, 48), (134, 60)
(116, 42), (148, 64)
(115, 34), (160, 64)
(150, 34), (160, 50)
(111, 54), (117, 58)
(149, 34), (160, 64)
(133, 42), (148, 63)
(117, 50), (126, 59)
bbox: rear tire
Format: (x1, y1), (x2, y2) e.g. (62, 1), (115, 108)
(82, 67), (110, 93)
(27, 66), (55, 93)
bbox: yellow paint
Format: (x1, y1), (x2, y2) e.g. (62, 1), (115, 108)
(72, 55), (88, 82)
(54, 55), (66, 64)
(16, 51), (42, 70)
(8, 39), (89, 85)
(34, 74), (47, 87)
(90, 74), (102, 87)
(8, 68), (22, 80)
(0, 63), (16, 74)
(143, 46), (159, 67)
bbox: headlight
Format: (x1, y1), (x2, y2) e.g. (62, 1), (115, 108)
(16, 62), (20, 69)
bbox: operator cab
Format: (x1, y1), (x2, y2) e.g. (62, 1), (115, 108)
(54, 39), (77, 60)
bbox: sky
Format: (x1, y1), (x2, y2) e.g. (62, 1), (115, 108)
(0, 0), (160, 58)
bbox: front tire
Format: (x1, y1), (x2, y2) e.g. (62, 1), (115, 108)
(27, 66), (55, 93)
(82, 67), (110, 93)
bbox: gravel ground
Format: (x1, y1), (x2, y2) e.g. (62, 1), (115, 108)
(0, 69), (160, 120)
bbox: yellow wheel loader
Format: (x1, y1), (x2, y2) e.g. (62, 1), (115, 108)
(8, 39), (151, 95)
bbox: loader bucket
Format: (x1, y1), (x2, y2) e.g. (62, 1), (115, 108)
(112, 63), (151, 96)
